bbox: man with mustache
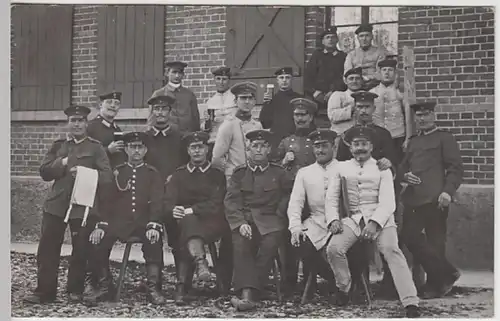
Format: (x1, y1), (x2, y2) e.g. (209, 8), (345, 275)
(304, 26), (348, 128)
(212, 82), (263, 182)
(162, 131), (232, 304)
(84, 132), (165, 305)
(24, 105), (112, 304)
(325, 126), (420, 318)
(344, 24), (391, 91)
(87, 91), (127, 169)
(225, 129), (292, 311)
(259, 67), (302, 151)
(150, 61), (200, 135)
(398, 102), (463, 299)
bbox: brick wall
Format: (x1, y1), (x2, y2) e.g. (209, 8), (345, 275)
(305, 7), (326, 62)
(398, 6), (495, 185)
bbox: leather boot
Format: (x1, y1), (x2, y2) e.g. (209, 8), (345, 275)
(231, 288), (256, 311)
(174, 260), (190, 305)
(187, 238), (211, 282)
(146, 264), (165, 305)
(83, 269), (114, 304)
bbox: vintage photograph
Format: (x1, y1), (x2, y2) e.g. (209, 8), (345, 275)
(10, 4), (494, 318)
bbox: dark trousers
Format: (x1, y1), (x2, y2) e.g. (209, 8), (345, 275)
(232, 226), (283, 292)
(401, 203), (457, 288)
(282, 230), (299, 289)
(35, 212), (97, 298)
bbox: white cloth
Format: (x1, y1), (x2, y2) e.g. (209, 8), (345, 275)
(370, 83), (406, 138)
(327, 89), (356, 135)
(287, 160), (338, 250)
(70, 166), (99, 207)
(205, 90), (237, 143)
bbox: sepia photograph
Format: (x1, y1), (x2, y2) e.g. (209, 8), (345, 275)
(10, 3), (494, 318)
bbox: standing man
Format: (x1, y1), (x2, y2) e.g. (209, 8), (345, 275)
(84, 132), (165, 305)
(327, 67), (364, 143)
(162, 131), (232, 304)
(325, 126), (420, 318)
(205, 66), (237, 158)
(151, 61), (200, 135)
(211, 81), (262, 182)
(399, 102), (463, 299)
(287, 129), (339, 297)
(87, 91), (127, 169)
(370, 58), (412, 164)
(304, 26), (348, 129)
(344, 24), (391, 91)
(24, 106), (112, 304)
(225, 130), (292, 311)
(259, 67), (302, 151)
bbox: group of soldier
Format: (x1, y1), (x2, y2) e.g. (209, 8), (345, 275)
(22, 23), (465, 319)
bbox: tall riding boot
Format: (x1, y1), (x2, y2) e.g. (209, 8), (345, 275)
(174, 260), (190, 305)
(146, 264), (165, 305)
(187, 238), (211, 282)
(83, 267), (114, 304)
(231, 288), (257, 311)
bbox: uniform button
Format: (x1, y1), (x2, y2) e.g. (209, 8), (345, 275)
(132, 180), (135, 183)
(305, 145), (309, 148)
(306, 138), (310, 142)
(291, 138), (295, 141)
(133, 169), (136, 173)
(132, 196), (135, 200)
(132, 186), (135, 190)
(132, 175), (136, 178)
(132, 203), (135, 206)
(132, 209), (136, 212)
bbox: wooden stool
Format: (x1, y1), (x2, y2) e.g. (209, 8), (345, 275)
(115, 236), (143, 302)
(272, 245), (286, 302)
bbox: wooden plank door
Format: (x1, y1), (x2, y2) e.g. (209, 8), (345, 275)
(226, 6), (305, 105)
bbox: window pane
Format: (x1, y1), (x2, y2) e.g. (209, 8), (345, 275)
(373, 23), (398, 55)
(333, 7), (362, 26)
(369, 6), (398, 23)
(337, 26), (358, 52)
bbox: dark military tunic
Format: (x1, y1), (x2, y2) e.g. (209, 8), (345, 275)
(259, 89), (302, 150)
(162, 162), (229, 246)
(87, 115), (127, 168)
(336, 123), (398, 168)
(274, 126), (317, 179)
(304, 48), (348, 97)
(40, 136), (113, 220)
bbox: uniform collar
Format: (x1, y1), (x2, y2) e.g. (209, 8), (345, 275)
(166, 82), (182, 91)
(152, 126), (171, 136)
(66, 134), (88, 144)
(418, 125), (438, 136)
(323, 48), (339, 56)
(187, 161), (211, 173)
(316, 159), (336, 170)
(352, 157), (376, 167)
(127, 162), (145, 169)
(98, 115), (118, 129)
(248, 162), (269, 172)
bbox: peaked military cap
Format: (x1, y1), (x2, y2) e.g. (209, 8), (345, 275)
(351, 91), (379, 103)
(212, 66), (231, 77)
(290, 97), (318, 114)
(378, 58), (398, 69)
(64, 105), (91, 118)
(410, 101), (436, 112)
(230, 81), (258, 96)
(343, 126), (377, 144)
(308, 129), (338, 144)
(147, 93), (176, 106)
(355, 24), (373, 35)
(166, 61), (188, 71)
(320, 26), (337, 39)
(99, 91), (122, 101)
(183, 131), (210, 146)
(274, 67), (294, 76)
(245, 129), (272, 143)
(123, 132), (148, 145)
(344, 67), (363, 78)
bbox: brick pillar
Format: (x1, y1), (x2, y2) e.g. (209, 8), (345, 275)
(305, 7), (326, 64)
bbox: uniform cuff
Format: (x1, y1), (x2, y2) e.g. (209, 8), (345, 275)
(146, 222), (164, 233)
(184, 208), (194, 215)
(95, 222), (108, 230)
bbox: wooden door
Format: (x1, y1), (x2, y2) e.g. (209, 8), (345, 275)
(226, 7), (305, 105)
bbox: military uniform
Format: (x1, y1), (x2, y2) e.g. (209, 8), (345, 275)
(399, 102), (463, 296)
(25, 106), (112, 304)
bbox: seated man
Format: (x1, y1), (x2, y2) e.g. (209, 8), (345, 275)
(163, 131), (232, 305)
(324, 126), (420, 318)
(84, 132), (165, 305)
(225, 129), (292, 311)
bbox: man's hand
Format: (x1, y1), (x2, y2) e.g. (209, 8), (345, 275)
(146, 229), (160, 244)
(62, 157), (68, 166)
(282, 151), (295, 166)
(376, 158), (392, 171)
(239, 224), (252, 240)
(438, 192), (452, 209)
(173, 206), (185, 219)
(89, 228), (105, 245)
(329, 220), (343, 235)
(402, 138), (410, 151)
(291, 229), (307, 247)
(263, 92), (272, 103)
(360, 221), (379, 241)
(69, 166), (78, 178)
(403, 172), (421, 185)
(108, 140), (125, 154)
(313, 90), (323, 99)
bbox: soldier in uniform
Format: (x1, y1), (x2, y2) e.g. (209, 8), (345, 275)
(84, 132), (165, 305)
(87, 91), (127, 169)
(225, 129), (292, 311)
(304, 26), (348, 128)
(325, 126), (420, 318)
(344, 24), (391, 91)
(259, 67), (302, 151)
(151, 61), (200, 135)
(24, 105), (112, 304)
(212, 81), (263, 182)
(399, 102), (463, 299)
(162, 131), (232, 304)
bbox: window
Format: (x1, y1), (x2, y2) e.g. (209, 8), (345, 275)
(329, 6), (398, 54)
